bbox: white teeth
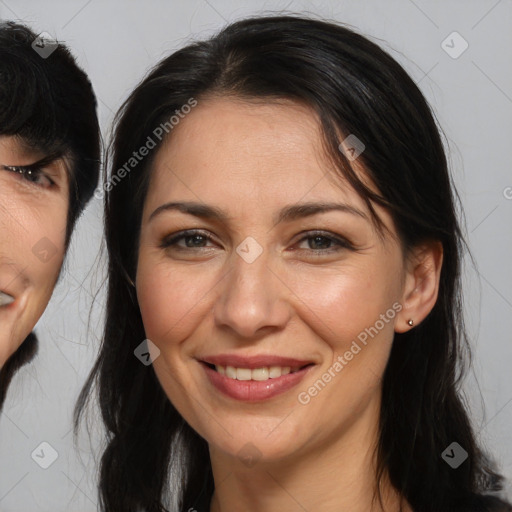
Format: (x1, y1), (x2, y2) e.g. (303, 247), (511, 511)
(0, 291), (15, 307)
(214, 364), (298, 381)
(269, 366), (283, 378)
(236, 368), (252, 381)
(225, 366), (237, 379)
(252, 368), (269, 381)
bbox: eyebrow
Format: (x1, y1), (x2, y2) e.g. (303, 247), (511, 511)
(148, 200), (368, 225)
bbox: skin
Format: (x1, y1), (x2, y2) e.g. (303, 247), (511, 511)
(0, 135), (68, 368)
(136, 97), (443, 512)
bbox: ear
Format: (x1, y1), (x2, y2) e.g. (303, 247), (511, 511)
(395, 239), (443, 333)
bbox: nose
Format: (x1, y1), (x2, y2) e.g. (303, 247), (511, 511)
(213, 245), (292, 340)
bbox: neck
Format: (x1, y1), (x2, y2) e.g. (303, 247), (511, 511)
(208, 394), (412, 512)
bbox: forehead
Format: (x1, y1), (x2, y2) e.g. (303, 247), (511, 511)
(0, 135), (43, 158)
(147, 97), (364, 205)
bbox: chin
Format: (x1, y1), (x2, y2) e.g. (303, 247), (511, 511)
(200, 416), (308, 464)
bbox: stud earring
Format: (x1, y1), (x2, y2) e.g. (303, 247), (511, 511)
(407, 319), (414, 327)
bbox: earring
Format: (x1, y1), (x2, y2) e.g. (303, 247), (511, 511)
(407, 319), (414, 327)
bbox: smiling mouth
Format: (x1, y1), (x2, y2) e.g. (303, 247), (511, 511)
(201, 360), (315, 401)
(203, 362), (313, 381)
(0, 291), (15, 307)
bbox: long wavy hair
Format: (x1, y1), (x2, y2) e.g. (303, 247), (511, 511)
(75, 15), (511, 512)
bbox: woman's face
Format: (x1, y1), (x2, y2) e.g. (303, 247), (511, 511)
(136, 98), (412, 464)
(0, 136), (68, 367)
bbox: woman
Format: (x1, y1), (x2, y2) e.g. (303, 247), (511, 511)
(0, 21), (100, 408)
(76, 15), (512, 512)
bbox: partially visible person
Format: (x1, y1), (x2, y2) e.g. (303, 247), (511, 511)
(0, 21), (100, 409)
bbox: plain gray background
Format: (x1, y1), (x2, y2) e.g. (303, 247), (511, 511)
(0, 0), (511, 510)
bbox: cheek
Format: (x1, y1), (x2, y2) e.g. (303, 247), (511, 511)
(2, 195), (67, 274)
(136, 258), (213, 343)
(26, 206), (67, 277)
(289, 261), (399, 352)
(21, 205), (67, 319)
(289, 266), (401, 428)
(0, 196), (67, 354)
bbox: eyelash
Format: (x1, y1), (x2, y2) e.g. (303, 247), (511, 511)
(160, 229), (354, 256)
(2, 165), (54, 188)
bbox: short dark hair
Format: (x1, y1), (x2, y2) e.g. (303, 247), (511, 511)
(0, 21), (101, 410)
(0, 20), (101, 243)
(76, 14), (511, 512)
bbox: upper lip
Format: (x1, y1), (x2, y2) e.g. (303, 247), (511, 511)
(200, 354), (314, 369)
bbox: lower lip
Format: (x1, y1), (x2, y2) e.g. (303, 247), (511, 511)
(202, 363), (313, 402)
